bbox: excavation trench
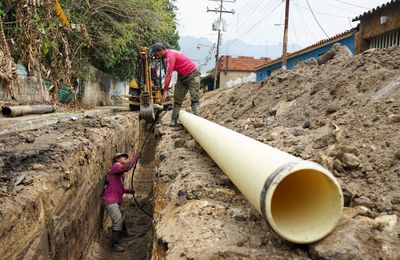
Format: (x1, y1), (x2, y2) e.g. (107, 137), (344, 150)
(85, 120), (157, 259)
(0, 113), (157, 259)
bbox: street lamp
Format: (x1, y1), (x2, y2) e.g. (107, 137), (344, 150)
(197, 43), (213, 50)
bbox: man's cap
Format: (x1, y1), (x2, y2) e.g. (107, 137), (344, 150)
(150, 43), (166, 57)
(113, 152), (129, 162)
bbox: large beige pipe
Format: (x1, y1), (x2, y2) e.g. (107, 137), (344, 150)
(179, 111), (343, 244)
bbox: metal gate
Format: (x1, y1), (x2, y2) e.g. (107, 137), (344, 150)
(369, 30), (400, 49)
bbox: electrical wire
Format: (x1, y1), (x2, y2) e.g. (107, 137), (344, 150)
(290, 7), (301, 49)
(198, 43), (216, 70)
(296, 3), (318, 41)
(237, 0), (281, 33)
(294, 3), (353, 18)
(332, 0), (370, 10)
(316, 0), (360, 14)
(305, 0), (329, 38)
(228, 0), (284, 47)
(225, 0), (280, 52)
(129, 110), (168, 218)
(236, 0), (268, 32)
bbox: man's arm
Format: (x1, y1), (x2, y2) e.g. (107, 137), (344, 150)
(163, 52), (176, 93)
(108, 155), (140, 175)
(122, 155), (140, 172)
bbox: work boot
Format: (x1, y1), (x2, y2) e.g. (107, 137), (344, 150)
(191, 102), (201, 117)
(169, 105), (181, 127)
(111, 230), (124, 252)
(121, 222), (134, 238)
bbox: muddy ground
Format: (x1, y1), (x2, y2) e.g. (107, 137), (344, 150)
(152, 46), (400, 259)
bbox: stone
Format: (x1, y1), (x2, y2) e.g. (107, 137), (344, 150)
(159, 153), (167, 162)
(25, 136), (35, 143)
(31, 163), (46, 171)
(14, 174), (27, 186)
(388, 114), (400, 123)
(391, 196), (400, 205)
(253, 122), (265, 128)
(353, 196), (374, 208)
(265, 132), (279, 141)
(341, 153), (361, 169)
(313, 133), (336, 149)
(309, 215), (379, 260)
(333, 159), (344, 172)
(302, 121), (311, 129)
(394, 151), (400, 160)
(374, 215), (398, 232)
(186, 140), (198, 148)
(228, 208), (248, 222)
(174, 139), (186, 148)
(22, 177), (33, 186)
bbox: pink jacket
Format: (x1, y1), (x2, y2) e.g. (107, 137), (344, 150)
(103, 155), (139, 205)
(164, 49), (197, 92)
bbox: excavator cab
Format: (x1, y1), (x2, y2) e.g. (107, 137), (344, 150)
(128, 47), (173, 122)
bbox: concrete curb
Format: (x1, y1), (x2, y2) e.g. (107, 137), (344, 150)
(0, 107), (130, 136)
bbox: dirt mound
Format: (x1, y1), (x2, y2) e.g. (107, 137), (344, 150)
(194, 45), (400, 258)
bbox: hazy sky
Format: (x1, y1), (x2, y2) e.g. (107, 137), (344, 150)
(175, 0), (390, 50)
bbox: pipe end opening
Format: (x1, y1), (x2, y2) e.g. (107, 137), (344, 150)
(2, 107), (12, 117)
(269, 169), (343, 244)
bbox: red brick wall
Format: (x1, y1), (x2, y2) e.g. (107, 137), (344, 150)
(218, 56), (271, 72)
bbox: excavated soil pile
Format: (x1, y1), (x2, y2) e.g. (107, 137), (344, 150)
(0, 113), (146, 259)
(153, 46), (400, 259)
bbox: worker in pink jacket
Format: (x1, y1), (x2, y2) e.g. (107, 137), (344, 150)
(103, 152), (140, 252)
(150, 43), (201, 127)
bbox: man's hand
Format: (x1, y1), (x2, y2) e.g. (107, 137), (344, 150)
(136, 152), (142, 158)
(161, 91), (167, 102)
(126, 189), (135, 195)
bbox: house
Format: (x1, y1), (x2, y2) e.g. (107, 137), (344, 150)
(353, 0), (400, 52)
(256, 29), (357, 81)
(256, 1), (400, 82)
(217, 55), (271, 88)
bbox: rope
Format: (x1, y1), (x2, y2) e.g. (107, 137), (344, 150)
(130, 110), (167, 218)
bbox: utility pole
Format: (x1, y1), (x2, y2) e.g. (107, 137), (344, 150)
(282, 0), (290, 70)
(207, 0), (235, 90)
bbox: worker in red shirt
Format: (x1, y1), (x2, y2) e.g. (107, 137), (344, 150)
(150, 43), (201, 127)
(103, 152), (140, 252)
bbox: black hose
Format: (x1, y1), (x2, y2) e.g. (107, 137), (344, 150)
(130, 110), (167, 218)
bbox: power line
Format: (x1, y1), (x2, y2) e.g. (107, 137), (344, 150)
(294, 3), (353, 18)
(316, 0), (360, 14)
(235, 0), (284, 42)
(290, 8), (300, 48)
(295, 3), (318, 42)
(332, 0), (370, 10)
(236, 0), (273, 32)
(199, 43), (217, 70)
(246, 0), (284, 47)
(305, 0), (329, 38)
(226, 0), (283, 49)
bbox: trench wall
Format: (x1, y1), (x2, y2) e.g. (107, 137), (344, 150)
(0, 113), (139, 259)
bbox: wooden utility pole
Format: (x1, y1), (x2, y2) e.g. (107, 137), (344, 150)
(282, 0), (290, 70)
(207, 0), (235, 90)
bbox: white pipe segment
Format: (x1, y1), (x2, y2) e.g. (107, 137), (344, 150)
(179, 110), (343, 244)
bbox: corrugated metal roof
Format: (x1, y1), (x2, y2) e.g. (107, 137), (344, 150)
(256, 29), (356, 70)
(353, 0), (400, 22)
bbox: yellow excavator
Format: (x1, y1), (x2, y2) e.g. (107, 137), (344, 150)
(127, 47), (173, 121)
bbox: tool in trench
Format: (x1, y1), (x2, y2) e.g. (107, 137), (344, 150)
(129, 110), (167, 218)
(127, 47), (173, 123)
